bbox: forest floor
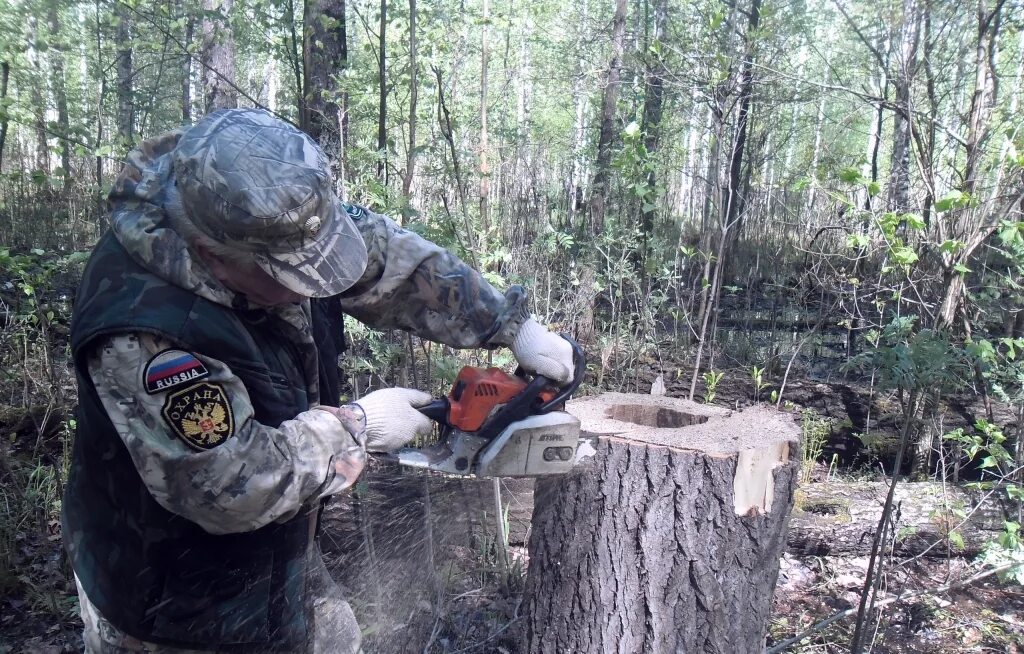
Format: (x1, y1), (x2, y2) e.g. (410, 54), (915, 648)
(1, 370), (1022, 652)
(770, 554), (1024, 653)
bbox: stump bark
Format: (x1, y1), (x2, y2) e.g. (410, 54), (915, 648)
(524, 393), (800, 654)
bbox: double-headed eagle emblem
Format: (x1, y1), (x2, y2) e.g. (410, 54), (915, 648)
(162, 382), (235, 450)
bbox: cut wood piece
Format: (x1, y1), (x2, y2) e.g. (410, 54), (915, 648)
(524, 393), (799, 654)
(789, 481), (1013, 557)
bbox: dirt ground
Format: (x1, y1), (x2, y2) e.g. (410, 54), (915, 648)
(769, 555), (1024, 653)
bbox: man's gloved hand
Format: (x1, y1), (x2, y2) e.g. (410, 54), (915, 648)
(354, 388), (435, 452)
(510, 318), (574, 385)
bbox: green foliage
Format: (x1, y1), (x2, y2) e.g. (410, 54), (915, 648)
(800, 410), (829, 485)
(750, 365), (770, 402)
(843, 317), (971, 395)
(980, 522), (1024, 585)
(701, 369), (723, 404)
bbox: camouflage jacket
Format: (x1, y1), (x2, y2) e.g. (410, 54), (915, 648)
(86, 128), (529, 534)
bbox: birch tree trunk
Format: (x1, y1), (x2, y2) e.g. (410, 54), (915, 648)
(402, 0), (417, 199)
(376, 0), (387, 182)
(28, 16), (50, 173)
(47, 3), (70, 179)
(567, 0), (590, 226)
(525, 394), (799, 653)
(0, 62), (9, 173)
(478, 0), (490, 249)
(181, 13), (194, 122)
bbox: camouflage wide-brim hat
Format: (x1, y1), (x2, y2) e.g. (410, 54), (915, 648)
(171, 108), (367, 297)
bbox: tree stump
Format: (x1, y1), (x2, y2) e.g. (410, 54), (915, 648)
(524, 393), (800, 654)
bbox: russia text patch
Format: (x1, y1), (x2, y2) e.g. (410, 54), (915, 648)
(161, 382), (235, 450)
(144, 349), (209, 394)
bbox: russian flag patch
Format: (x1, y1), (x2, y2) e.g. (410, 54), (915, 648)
(144, 349), (210, 394)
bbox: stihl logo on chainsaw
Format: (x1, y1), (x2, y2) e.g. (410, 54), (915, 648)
(539, 433), (566, 442)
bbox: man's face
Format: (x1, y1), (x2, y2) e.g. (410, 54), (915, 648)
(196, 244), (307, 307)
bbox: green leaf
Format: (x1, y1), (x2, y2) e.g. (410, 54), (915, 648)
(998, 221), (1024, 246)
(935, 191), (963, 212)
(939, 239), (965, 254)
(878, 212), (900, 236)
(838, 167), (862, 184)
(867, 181), (881, 196)
(846, 233), (870, 249)
(903, 213), (926, 230)
(954, 263), (971, 274)
(948, 530), (965, 551)
(891, 245), (919, 266)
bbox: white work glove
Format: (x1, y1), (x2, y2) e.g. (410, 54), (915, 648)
(510, 319), (574, 385)
(354, 388), (435, 452)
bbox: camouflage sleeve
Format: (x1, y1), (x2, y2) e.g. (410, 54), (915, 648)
(337, 204), (529, 348)
(85, 332), (367, 535)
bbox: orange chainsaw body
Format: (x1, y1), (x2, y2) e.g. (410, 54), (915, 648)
(445, 367), (557, 432)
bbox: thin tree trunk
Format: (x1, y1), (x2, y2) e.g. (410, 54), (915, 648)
(0, 62), (9, 173)
(181, 14), (194, 121)
(587, 0), (627, 235)
(806, 93), (826, 211)
(478, 0), (490, 251)
(887, 0), (920, 215)
(567, 0), (590, 226)
(28, 16), (50, 172)
(95, 0), (105, 189)
(47, 2), (70, 179)
(376, 0), (388, 182)
(302, 0), (347, 190)
(638, 0), (668, 258)
(287, 0), (304, 120)
(433, 65), (477, 262)
(402, 0), (418, 199)
(115, 7), (133, 150)
(201, 0), (238, 112)
(723, 0), (760, 239)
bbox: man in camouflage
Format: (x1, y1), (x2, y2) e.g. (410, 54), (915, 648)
(64, 108), (574, 653)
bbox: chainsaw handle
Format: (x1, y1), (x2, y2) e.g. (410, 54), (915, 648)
(537, 334), (586, 413)
(418, 398), (450, 424)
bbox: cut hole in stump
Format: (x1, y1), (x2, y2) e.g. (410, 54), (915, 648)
(605, 404), (709, 428)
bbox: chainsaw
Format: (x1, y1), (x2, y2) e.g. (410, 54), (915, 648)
(392, 335), (586, 477)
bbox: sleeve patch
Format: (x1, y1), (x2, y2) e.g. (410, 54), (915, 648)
(144, 349), (210, 394)
(161, 382), (235, 450)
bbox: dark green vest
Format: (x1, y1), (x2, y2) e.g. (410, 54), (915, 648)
(63, 232), (346, 650)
